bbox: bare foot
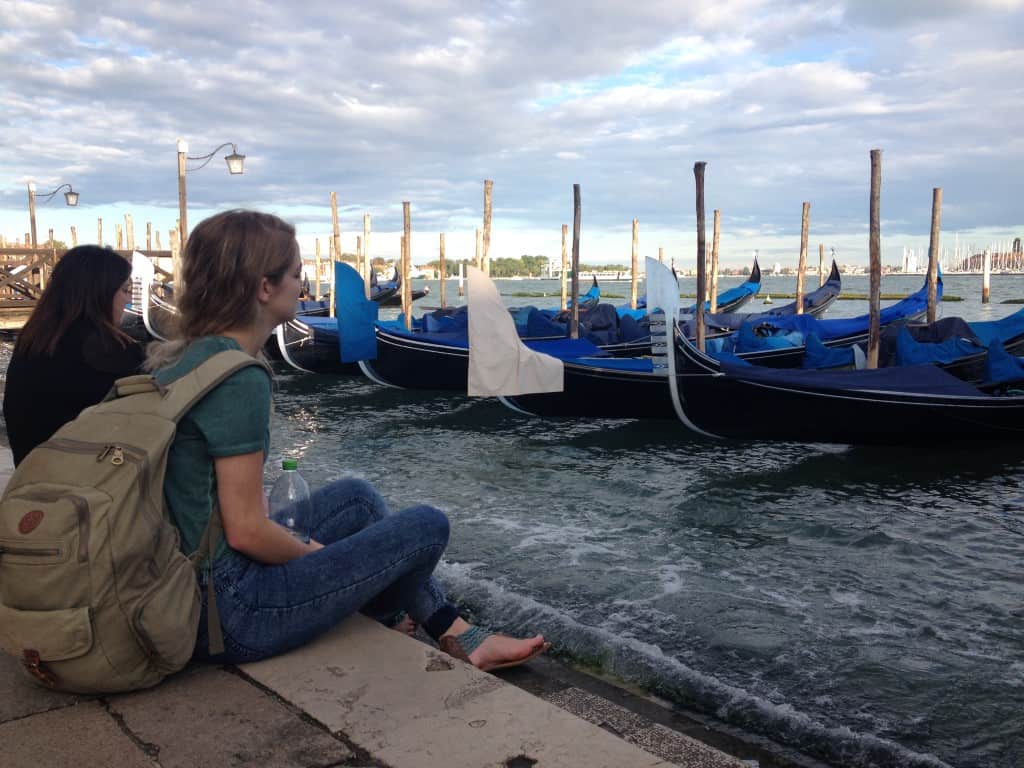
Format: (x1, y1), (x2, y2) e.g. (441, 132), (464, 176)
(468, 632), (548, 672)
(389, 615), (418, 636)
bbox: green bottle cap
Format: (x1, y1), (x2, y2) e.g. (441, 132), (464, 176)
(281, 458), (298, 471)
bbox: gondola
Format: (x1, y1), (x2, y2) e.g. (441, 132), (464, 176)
(684, 258), (762, 315)
(274, 315), (362, 374)
(625, 259), (762, 317)
(637, 255), (1024, 445)
(669, 329), (1024, 444)
(692, 259), (841, 333)
(361, 267), (768, 387)
(496, 262), (1007, 420)
(279, 277), (603, 377)
(359, 301), (637, 389)
(693, 270), (936, 369)
(500, 304), (1024, 419)
(372, 268), (429, 306)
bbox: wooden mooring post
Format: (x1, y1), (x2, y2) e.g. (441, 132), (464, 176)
(818, 243), (825, 287)
(796, 202), (810, 315)
(570, 185), (581, 340)
(315, 239), (322, 300)
(169, 228), (182, 293)
(356, 236), (363, 294)
(710, 210), (721, 313)
(983, 250), (991, 304)
(630, 218), (639, 310)
(482, 180), (493, 276)
(330, 192), (341, 318)
(694, 162), (708, 353)
(155, 230), (162, 251)
(70, 227), (77, 247)
(363, 214), (372, 299)
(146, 222), (152, 250)
(97, 218), (103, 246)
(27, 182), (38, 248)
(867, 149), (882, 369)
(927, 187), (942, 322)
(560, 224), (568, 311)
(116, 224), (124, 250)
(125, 214), (135, 251)
(658, 246), (664, 264)
(439, 233), (447, 308)
(402, 201), (412, 329)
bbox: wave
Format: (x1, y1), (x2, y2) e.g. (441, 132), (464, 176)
(438, 560), (953, 768)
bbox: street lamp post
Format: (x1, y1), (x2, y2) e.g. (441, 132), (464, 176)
(27, 182), (79, 248)
(175, 138), (246, 253)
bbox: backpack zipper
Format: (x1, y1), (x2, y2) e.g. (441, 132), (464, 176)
(0, 544), (62, 557)
(5, 489), (91, 563)
(40, 438), (160, 528)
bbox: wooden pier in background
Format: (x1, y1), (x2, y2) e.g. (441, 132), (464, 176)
(0, 247), (172, 330)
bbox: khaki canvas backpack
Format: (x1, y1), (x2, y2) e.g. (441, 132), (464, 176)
(0, 349), (267, 693)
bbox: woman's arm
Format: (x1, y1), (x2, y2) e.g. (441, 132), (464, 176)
(215, 451), (322, 564)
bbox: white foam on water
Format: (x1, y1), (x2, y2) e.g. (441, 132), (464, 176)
(829, 589), (865, 608)
(438, 560), (955, 768)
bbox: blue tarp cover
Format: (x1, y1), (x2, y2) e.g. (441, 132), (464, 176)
(732, 278), (937, 349)
(968, 307), (1024, 347)
(802, 333), (856, 369)
(894, 327), (981, 366)
(382, 327), (470, 348)
(380, 326), (607, 360)
(301, 315), (339, 331)
(523, 337), (607, 358)
(984, 339), (1024, 384)
(719, 357), (984, 397)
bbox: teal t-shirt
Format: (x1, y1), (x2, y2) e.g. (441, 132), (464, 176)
(155, 336), (272, 560)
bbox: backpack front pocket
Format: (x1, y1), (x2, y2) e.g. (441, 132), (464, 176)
(0, 603), (93, 660)
(0, 603), (94, 689)
(130, 554), (201, 673)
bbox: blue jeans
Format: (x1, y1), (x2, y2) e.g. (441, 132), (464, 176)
(193, 478), (460, 664)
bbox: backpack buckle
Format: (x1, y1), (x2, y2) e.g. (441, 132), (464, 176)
(22, 649), (59, 688)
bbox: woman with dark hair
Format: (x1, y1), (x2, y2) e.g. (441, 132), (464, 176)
(3, 245), (143, 465)
(149, 209), (547, 670)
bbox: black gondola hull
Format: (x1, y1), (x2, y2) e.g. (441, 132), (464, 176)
(502, 363), (674, 419)
(360, 329), (469, 389)
(673, 339), (1024, 444)
(276, 319), (361, 375)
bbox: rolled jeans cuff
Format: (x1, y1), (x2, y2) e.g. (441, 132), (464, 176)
(423, 603), (460, 640)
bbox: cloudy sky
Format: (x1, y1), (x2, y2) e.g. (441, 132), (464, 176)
(1, 0), (1022, 268)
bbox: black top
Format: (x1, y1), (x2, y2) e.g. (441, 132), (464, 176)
(3, 324), (144, 466)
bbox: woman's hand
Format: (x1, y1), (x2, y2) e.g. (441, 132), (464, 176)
(215, 451), (316, 564)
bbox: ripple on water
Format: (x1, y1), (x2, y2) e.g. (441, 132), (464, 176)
(264, 368), (1024, 768)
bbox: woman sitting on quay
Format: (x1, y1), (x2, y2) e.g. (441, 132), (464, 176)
(148, 208), (547, 669)
(3, 245), (143, 466)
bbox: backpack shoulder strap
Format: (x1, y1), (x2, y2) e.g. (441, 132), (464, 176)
(157, 350), (271, 423)
(165, 349), (270, 658)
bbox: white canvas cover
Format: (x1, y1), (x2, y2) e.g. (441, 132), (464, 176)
(467, 266), (563, 396)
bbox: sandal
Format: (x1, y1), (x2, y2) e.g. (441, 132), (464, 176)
(438, 625), (551, 672)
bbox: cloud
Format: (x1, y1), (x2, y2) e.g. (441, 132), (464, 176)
(0, 0), (1021, 266)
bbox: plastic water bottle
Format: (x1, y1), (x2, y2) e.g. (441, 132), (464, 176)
(268, 458), (312, 543)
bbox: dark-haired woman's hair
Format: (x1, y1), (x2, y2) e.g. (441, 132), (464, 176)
(145, 210), (298, 369)
(14, 245), (133, 358)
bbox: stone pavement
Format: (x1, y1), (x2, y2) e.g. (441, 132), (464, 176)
(0, 443), (759, 768)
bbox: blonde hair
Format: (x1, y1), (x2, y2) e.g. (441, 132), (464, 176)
(146, 210), (298, 370)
